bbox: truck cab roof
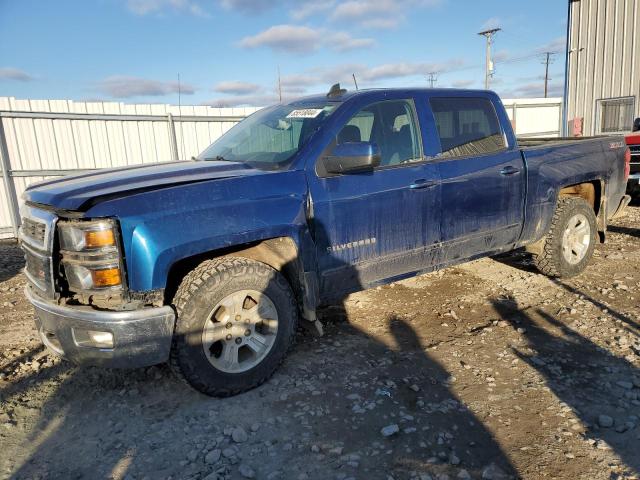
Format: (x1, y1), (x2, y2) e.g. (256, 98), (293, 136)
(288, 87), (498, 107)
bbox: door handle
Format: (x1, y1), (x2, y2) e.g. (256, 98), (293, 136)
(500, 166), (520, 176)
(409, 179), (438, 190)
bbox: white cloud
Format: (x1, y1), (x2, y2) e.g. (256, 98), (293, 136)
(278, 59), (466, 93)
(329, 32), (375, 52)
(499, 81), (564, 99)
(213, 81), (262, 95)
(330, 0), (394, 22)
(218, 0), (274, 13)
(126, 0), (208, 16)
(361, 59), (465, 82)
(204, 93), (280, 107)
(239, 25), (373, 53)
(329, 0), (442, 29)
(280, 73), (319, 89)
(218, 0), (442, 29)
(97, 75), (196, 98)
(493, 50), (511, 63)
(0, 67), (34, 82)
(451, 79), (475, 89)
(239, 25), (322, 53)
(290, 1), (335, 20)
(532, 36), (567, 55)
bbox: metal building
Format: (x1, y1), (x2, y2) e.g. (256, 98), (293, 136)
(565, 0), (640, 136)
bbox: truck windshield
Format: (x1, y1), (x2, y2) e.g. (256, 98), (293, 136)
(200, 103), (339, 170)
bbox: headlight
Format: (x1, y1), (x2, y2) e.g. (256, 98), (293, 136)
(57, 219), (124, 292)
(59, 220), (117, 251)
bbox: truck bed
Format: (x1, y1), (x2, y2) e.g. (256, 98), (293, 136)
(517, 136), (612, 148)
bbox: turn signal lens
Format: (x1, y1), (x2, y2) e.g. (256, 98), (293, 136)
(59, 219), (118, 252)
(84, 229), (115, 249)
(91, 268), (122, 288)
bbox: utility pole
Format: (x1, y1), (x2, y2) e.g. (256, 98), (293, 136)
(427, 72), (438, 88)
(478, 28), (501, 89)
(542, 52), (556, 98)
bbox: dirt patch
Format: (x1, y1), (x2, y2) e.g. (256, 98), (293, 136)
(1, 209), (639, 480)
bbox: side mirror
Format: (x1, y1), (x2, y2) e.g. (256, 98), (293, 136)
(324, 142), (381, 174)
(633, 118), (640, 132)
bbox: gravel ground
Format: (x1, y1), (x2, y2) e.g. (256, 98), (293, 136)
(1, 206), (639, 480)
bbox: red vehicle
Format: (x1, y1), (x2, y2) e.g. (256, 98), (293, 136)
(626, 118), (640, 196)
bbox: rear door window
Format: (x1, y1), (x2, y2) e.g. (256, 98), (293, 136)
(430, 97), (505, 158)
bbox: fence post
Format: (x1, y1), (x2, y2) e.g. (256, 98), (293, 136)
(167, 113), (180, 161)
(0, 116), (21, 238)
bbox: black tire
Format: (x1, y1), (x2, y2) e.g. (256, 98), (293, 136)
(533, 196), (598, 278)
(170, 257), (298, 397)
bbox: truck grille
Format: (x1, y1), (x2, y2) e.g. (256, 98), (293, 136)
(19, 206), (58, 299)
(21, 217), (46, 244)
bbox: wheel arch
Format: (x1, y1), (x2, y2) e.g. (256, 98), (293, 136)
(558, 180), (606, 242)
(164, 237), (314, 318)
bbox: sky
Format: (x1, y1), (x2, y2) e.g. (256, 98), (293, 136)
(0, 0), (569, 107)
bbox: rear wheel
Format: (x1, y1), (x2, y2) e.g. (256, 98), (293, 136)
(170, 257), (298, 397)
(533, 197), (597, 278)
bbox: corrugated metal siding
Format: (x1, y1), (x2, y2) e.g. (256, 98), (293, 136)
(567, 0), (640, 135)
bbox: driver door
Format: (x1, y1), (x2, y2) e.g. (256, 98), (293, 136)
(307, 98), (442, 302)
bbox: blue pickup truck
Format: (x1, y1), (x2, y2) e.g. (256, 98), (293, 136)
(20, 87), (631, 396)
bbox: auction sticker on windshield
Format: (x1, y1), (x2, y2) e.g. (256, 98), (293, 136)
(287, 109), (323, 119)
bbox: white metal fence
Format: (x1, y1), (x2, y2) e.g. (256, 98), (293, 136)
(0, 97), (259, 238)
(502, 97), (563, 138)
(0, 96), (563, 239)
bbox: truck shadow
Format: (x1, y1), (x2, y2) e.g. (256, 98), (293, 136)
(491, 298), (640, 475)
(5, 315), (519, 480)
(492, 250), (638, 333)
(607, 225), (640, 239)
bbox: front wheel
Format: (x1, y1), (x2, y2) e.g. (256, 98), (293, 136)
(170, 257), (298, 397)
(533, 196), (598, 278)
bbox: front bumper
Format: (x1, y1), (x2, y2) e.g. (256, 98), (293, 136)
(26, 287), (175, 368)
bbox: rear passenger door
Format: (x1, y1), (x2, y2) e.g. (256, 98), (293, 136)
(429, 96), (525, 261)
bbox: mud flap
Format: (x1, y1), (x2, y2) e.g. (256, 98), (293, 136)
(610, 194), (632, 221)
(301, 271), (324, 336)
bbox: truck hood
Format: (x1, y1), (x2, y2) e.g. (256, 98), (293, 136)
(23, 160), (263, 211)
